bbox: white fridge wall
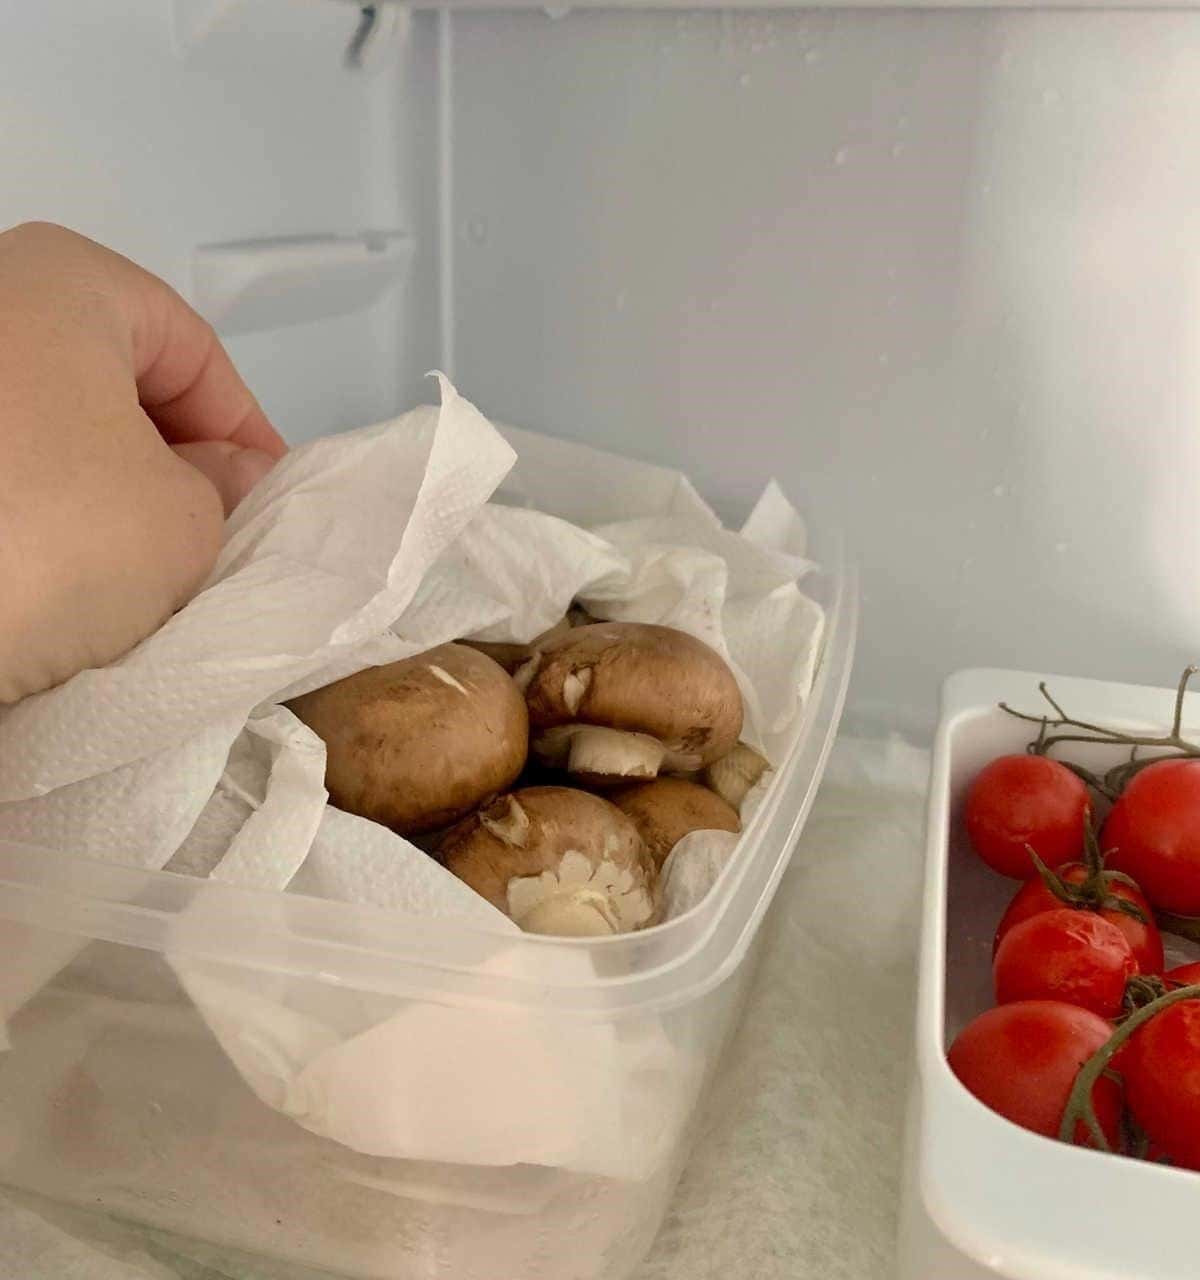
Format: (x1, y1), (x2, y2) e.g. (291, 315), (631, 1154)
(0, 0), (441, 444)
(445, 9), (1200, 735)
(4, 3), (1200, 734)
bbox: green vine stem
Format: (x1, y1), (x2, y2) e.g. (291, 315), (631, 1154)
(1122, 974), (1169, 1015)
(1023, 818), (1148, 925)
(1059, 984), (1200, 1150)
(1000, 667), (1200, 803)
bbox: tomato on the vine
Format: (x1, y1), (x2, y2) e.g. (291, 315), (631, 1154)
(1166, 962), (1200, 987)
(993, 909), (1137, 1018)
(965, 755), (1089, 879)
(948, 1000), (1120, 1146)
(1104, 759), (1200, 916)
(1123, 997), (1200, 1170)
(994, 863), (1164, 975)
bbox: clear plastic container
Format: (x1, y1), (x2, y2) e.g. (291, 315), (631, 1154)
(901, 669), (1200, 1280)
(0, 498), (856, 1280)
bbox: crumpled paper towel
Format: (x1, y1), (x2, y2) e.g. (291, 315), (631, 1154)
(0, 374), (826, 1186)
(0, 733), (927, 1280)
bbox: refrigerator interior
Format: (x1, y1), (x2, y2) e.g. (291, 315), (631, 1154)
(6, 1), (1200, 740)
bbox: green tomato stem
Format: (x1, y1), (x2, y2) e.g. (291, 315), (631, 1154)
(1058, 984), (1200, 1148)
(1000, 667), (1200, 803)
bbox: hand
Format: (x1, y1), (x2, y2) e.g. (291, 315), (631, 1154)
(0, 222), (287, 703)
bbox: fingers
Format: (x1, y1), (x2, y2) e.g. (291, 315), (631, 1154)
(71, 224), (288, 459)
(132, 297), (288, 459)
(0, 223), (287, 460)
(172, 440), (278, 516)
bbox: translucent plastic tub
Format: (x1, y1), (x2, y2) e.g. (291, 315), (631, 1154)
(0, 453), (856, 1280)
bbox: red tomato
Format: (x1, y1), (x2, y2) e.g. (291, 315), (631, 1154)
(1104, 759), (1200, 915)
(993, 909), (1137, 1018)
(1166, 962), (1200, 987)
(1124, 998), (1200, 1170)
(965, 755), (1089, 879)
(994, 864), (1164, 975)
(948, 1000), (1120, 1147)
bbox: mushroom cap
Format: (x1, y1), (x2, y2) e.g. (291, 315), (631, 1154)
(524, 622), (743, 770)
(287, 643), (528, 836)
(439, 786), (657, 933)
(610, 777), (741, 870)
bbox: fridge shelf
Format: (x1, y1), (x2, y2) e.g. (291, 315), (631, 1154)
(190, 232), (413, 338)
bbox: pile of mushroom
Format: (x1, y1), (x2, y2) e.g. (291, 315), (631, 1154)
(288, 613), (771, 937)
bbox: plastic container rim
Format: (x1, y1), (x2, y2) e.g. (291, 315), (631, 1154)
(0, 535), (856, 1018)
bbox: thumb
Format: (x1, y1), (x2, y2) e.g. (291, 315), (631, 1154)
(172, 440), (277, 516)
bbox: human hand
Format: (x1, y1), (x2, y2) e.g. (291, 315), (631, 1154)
(0, 222), (287, 703)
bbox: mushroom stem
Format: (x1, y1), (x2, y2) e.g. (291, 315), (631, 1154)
(704, 742), (770, 810)
(536, 725), (666, 781)
(517, 888), (620, 936)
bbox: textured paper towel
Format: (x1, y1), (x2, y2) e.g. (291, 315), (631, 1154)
(0, 734), (926, 1280)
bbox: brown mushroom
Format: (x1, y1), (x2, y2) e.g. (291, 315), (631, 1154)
(610, 777), (741, 871)
(440, 786), (657, 936)
(459, 605), (598, 682)
(523, 622), (743, 785)
(287, 643), (528, 836)
(703, 742), (771, 811)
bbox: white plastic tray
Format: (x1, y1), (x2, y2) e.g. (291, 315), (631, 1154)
(900, 668), (1200, 1280)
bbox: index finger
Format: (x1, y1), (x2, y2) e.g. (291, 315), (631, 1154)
(101, 240), (288, 459)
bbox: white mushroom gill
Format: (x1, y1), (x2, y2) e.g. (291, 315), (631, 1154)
(561, 667), (593, 714)
(427, 665), (470, 695)
(506, 849), (653, 936)
(480, 795), (532, 848)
